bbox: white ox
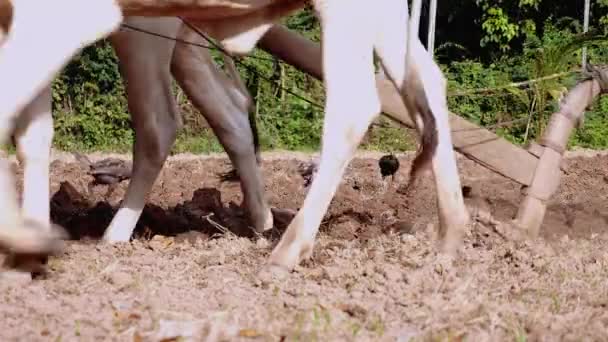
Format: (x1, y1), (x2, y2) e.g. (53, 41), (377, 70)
(0, 0), (470, 275)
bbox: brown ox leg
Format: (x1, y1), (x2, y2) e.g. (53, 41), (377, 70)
(102, 16), (182, 242)
(171, 23), (273, 233)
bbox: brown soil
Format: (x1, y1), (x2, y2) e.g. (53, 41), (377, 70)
(1, 150), (608, 341)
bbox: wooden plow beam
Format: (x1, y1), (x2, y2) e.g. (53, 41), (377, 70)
(257, 25), (540, 186)
(258, 25), (596, 237)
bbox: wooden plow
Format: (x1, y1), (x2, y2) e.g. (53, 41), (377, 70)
(256, 25), (604, 237)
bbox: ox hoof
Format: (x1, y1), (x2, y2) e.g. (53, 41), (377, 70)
(438, 237), (462, 258)
(256, 263), (291, 285)
(102, 229), (132, 244)
(2, 253), (48, 275)
(0, 221), (65, 257)
(258, 208), (275, 233)
(270, 207), (297, 229)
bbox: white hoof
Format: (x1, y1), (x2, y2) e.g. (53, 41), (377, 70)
(102, 228), (132, 243)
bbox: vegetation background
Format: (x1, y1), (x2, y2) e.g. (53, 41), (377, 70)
(42, 1), (608, 155)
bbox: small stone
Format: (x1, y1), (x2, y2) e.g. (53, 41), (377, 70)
(382, 265), (403, 282)
(400, 234), (417, 244)
(321, 266), (342, 281)
(255, 238), (270, 249)
(108, 271), (134, 290)
(351, 290), (364, 299)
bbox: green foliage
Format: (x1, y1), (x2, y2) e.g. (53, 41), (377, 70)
(447, 19), (608, 148)
(477, 0), (541, 51)
(51, 40), (133, 152)
(44, 5), (608, 155)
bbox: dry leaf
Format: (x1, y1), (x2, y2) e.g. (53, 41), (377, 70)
(114, 310), (141, 322)
(128, 313), (142, 320)
(133, 332), (143, 342)
(149, 235), (175, 250)
(239, 328), (262, 338)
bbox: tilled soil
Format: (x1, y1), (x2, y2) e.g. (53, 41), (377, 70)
(1, 149), (608, 341)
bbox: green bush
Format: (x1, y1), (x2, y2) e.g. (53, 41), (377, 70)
(51, 40), (132, 152)
(38, 8), (608, 156)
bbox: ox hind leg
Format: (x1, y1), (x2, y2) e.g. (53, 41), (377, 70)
(373, 0), (469, 253)
(5, 86), (57, 272)
(263, 1), (381, 273)
(171, 24), (273, 233)
(102, 17), (182, 242)
(13, 86), (53, 229)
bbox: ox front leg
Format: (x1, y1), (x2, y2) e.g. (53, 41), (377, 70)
(0, 0), (123, 256)
(102, 17), (180, 243)
(14, 86), (54, 229)
(373, 0), (469, 254)
(263, 2), (380, 275)
(171, 27), (272, 233)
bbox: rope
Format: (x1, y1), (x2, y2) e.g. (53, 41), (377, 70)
(120, 22), (324, 110)
(580, 61), (608, 94)
(119, 23), (275, 63)
(118, 20), (566, 134)
(448, 70), (579, 96)
(451, 117), (530, 132)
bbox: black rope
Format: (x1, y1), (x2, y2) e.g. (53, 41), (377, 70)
(119, 20), (536, 134)
(119, 23), (275, 62)
(580, 60), (608, 94)
(120, 21), (325, 110)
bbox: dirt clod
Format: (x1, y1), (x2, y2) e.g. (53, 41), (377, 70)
(107, 271), (134, 290)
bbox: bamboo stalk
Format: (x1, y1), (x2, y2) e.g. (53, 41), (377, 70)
(515, 78), (601, 236)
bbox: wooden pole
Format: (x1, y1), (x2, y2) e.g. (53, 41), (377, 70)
(258, 25), (540, 186)
(427, 0), (437, 57)
(582, 0), (590, 69)
(515, 79), (600, 236)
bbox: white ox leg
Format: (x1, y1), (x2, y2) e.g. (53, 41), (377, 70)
(0, 0), (122, 254)
(373, 0), (469, 252)
(102, 17), (182, 242)
(265, 0), (381, 271)
(263, 0), (468, 273)
(13, 86), (54, 229)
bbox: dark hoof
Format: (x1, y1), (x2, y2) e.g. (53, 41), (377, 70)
(270, 207), (297, 229)
(2, 253), (48, 275)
